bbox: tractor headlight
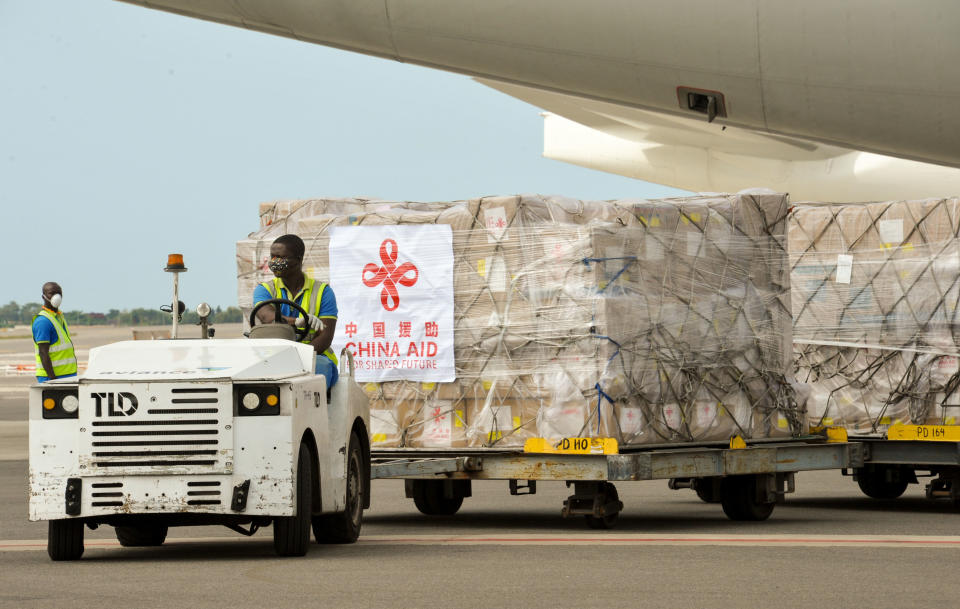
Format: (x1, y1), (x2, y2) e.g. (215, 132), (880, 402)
(241, 392), (260, 410)
(42, 388), (80, 419)
(234, 385), (281, 416)
(61, 394), (79, 413)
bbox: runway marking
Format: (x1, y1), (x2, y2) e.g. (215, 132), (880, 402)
(360, 533), (960, 548)
(2, 533), (960, 552)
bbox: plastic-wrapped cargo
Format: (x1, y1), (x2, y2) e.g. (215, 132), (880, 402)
(790, 198), (960, 434)
(237, 193), (800, 448)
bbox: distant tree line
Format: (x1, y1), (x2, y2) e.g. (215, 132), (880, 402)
(0, 301), (243, 328)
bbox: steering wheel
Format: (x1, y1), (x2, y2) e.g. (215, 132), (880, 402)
(249, 298), (310, 341)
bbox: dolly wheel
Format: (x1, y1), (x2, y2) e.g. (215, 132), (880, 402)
(586, 482), (622, 529)
(694, 478), (722, 503)
(412, 480), (464, 515)
(856, 466), (909, 500)
(721, 475), (775, 521)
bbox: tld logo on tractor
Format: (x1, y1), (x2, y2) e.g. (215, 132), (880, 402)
(91, 392), (139, 417)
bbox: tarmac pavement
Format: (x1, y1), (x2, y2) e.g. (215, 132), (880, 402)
(2, 463), (960, 609)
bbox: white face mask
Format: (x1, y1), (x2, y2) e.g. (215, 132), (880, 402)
(48, 294), (62, 309)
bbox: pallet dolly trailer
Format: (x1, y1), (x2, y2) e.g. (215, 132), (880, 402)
(844, 425), (960, 506)
(371, 434), (861, 527)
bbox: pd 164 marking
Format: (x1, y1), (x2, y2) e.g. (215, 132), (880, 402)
(915, 425), (947, 440)
(887, 424), (960, 442)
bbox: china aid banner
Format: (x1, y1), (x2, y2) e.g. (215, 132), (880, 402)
(329, 225), (455, 382)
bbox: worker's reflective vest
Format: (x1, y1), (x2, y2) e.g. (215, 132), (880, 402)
(33, 309), (78, 378)
(260, 276), (338, 366)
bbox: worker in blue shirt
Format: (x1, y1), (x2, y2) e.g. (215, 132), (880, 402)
(32, 282), (78, 382)
(253, 234), (339, 389)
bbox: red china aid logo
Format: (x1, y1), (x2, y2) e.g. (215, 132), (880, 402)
(362, 239), (419, 311)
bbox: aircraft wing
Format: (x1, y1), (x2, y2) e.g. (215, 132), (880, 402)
(479, 79), (960, 202)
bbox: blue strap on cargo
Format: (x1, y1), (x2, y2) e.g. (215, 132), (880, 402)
(582, 255), (634, 434)
(593, 334), (623, 418)
(581, 256), (638, 294)
(590, 335), (622, 434)
(594, 382), (616, 435)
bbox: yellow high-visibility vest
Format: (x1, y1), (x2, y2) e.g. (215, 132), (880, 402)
(33, 309), (78, 378)
(259, 275), (338, 366)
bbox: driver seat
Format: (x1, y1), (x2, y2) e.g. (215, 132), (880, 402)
(248, 324), (297, 341)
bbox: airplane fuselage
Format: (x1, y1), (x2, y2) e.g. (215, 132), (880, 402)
(119, 0), (960, 171)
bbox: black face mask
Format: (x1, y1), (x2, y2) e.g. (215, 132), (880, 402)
(269, 256), (294, 274)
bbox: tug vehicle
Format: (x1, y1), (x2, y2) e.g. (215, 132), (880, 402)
(29, 256), (370, 560)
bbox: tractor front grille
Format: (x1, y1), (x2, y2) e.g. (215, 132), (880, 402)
(79, 383), (233, 475)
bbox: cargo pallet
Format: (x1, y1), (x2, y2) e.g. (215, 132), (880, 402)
(843, 425), (960, 507)
(371, 434), (860, 527)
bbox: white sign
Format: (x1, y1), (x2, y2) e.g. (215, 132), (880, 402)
(484, 206), (508, 243)
(485, 255), (507, 293)
(835, 254), (854, 284)
(421, 401), (455, 446)
(662, 403), (682, 428)
(938, 356), (960, 374)
(329, 225), (455, 381)
(878, 219), (904, 244)
(619, 407), (644, 436)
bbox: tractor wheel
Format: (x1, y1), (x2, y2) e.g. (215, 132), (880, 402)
(48, 519), (84, 561)
(274, 442), (313, 556)
(115, 524), (168, 547)
(313, 432), (365, 544)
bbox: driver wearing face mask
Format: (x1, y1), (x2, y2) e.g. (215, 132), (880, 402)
(32, 282), (77, 383)
(252, 234), (340, 389)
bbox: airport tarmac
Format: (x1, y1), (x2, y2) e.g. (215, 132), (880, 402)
(1, 325), (958, 608)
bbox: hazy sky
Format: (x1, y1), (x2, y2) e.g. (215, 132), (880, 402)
(1, 0), (685, 313)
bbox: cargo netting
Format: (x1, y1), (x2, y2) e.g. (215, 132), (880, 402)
(790, 198), (960, 434)
(238, 194), (800, 448)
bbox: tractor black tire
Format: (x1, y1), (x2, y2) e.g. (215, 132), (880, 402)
(115, 524), (168, 547)
(857, 470), (909, 500)
(313, 432), (365, 544)
(721, 475), (775, 521)
(274, 442), (313, 556)
(48, 519), (84, 561)
(412, 480), (464, 516)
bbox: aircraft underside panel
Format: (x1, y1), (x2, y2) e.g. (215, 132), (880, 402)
(118, 0), (960, 173)
(542, 112), (960, 203)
